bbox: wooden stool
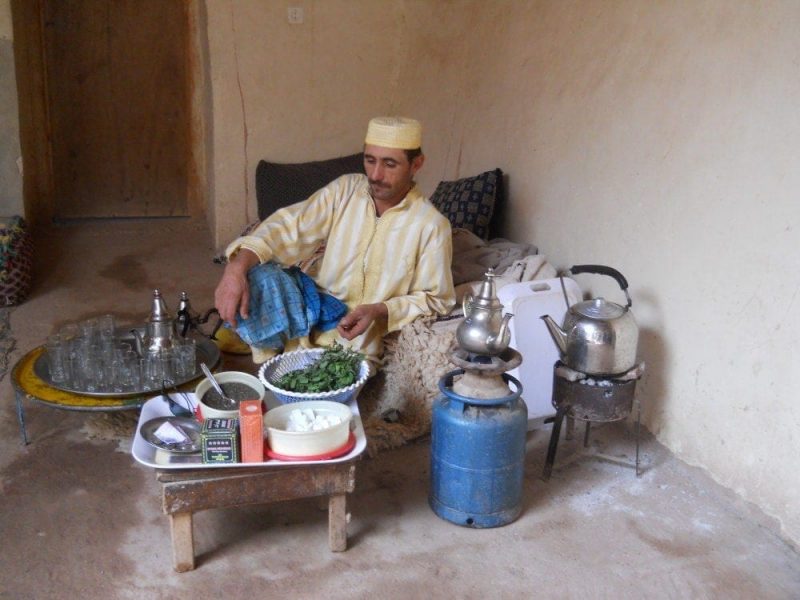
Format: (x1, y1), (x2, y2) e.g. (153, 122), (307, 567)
(157, 460), (357, 572)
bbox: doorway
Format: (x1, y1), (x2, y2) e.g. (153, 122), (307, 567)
(13, 0), (203, 223)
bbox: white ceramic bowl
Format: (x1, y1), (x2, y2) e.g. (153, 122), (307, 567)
(263, 400), (352, 457)
(195, 370), (266, 420)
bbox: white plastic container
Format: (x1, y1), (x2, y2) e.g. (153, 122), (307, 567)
(263, 400), (352, 456)
(498, 277), (581, 427)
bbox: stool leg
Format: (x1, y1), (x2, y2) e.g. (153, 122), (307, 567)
(169, 512), (195, 572)
(583, 421), (591, 448)
(542, 406), (568, 481)
(328, 493), (348, 552)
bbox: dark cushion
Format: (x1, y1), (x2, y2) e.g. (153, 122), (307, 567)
(255, 153), (365, 220)
(429, 168), (503, 240)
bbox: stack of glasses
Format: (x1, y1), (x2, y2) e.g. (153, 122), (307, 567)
(44, 315), (197, 394)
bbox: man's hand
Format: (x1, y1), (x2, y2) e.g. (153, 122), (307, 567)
(214, 250), (259, 325)
(336, 303), (388, 341)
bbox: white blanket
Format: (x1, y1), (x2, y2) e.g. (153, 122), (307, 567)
(451, 228), (540, 285)
(451, 228), (557, 304)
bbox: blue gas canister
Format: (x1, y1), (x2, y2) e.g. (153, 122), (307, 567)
(429, 370), (527, 528)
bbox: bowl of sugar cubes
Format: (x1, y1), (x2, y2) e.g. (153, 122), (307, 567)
(262, 400), (352, 457)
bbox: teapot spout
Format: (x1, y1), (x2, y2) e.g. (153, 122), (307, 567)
(540, 314), (568, 356)
(486, 313), (513, 354)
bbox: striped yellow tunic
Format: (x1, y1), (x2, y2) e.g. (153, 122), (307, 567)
(225, 174), (455, 361)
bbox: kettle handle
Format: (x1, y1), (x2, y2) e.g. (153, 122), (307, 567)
(569, 264), (632, 308)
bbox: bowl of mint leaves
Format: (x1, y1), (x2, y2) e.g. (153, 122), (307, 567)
(258, 342), (372, 404)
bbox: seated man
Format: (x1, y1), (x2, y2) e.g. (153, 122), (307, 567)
(214, 116), (456, 363)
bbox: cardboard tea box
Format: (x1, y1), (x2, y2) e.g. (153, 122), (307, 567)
(238, 400), (264, 463)
(201, 417), (239, 464)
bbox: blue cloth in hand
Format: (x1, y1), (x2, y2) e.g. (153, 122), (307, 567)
(231, 262), (348, 350)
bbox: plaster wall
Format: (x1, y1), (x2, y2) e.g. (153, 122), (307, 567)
(205, 0), (461, 247)
(203, 0), (799, 545)
(0, 0), (22, 216)
(435, 0), (800, 544)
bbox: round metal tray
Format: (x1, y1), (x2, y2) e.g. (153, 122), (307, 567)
(33, 332), (221, 398)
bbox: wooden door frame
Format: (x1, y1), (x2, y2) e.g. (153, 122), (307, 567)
(11, 0), (209, 229)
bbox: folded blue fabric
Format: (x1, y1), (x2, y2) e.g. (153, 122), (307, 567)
(231, 262), (348, 350)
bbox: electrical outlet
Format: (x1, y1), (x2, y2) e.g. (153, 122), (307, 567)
(287, 6), (303, 24)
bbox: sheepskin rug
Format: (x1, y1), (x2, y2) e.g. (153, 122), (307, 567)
(358, 317), (460, 456)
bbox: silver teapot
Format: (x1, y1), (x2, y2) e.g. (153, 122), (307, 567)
(456, 268), (513, 356)
(131, 289), (176, 357)
(541, 265), (639, 376)
(176, 290), (224, 339)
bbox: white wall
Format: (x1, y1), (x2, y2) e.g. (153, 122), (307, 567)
(206, 0), (428, 246)
(430, 0), (800, 544)
(203, 0), (800, 545)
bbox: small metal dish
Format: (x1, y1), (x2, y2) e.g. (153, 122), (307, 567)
(139, 416), (201, 454)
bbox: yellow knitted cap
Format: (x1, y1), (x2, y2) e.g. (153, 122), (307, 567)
(364, 117), (422, 149)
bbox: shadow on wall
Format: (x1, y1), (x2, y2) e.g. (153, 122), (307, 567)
(491, 171), (510, 239)
(634, 289), (669, 436)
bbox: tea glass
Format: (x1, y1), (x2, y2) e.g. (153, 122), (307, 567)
(116, 350), (141, 391)
(173, 338), (196, 378)
(158, 349), (175, 387)
(83, 344), (107, 392)
(79, 318), (99, 344)
(98, 314), (116, 337)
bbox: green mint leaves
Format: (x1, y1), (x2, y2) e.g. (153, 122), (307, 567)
(276, 342), (364, 393)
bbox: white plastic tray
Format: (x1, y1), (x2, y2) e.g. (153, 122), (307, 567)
(131, 392), (366, 469)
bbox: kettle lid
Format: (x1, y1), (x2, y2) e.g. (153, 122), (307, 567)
(574, 297), (626, 320)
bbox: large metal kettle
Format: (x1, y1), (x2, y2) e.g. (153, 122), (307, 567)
(541, 265), (638, 376)
(131, 289), (176, 357)
(456, 268), (513, 356)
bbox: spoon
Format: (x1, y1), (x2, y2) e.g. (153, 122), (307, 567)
(161, 381), (193, 418)
(200, 363), (237, 409)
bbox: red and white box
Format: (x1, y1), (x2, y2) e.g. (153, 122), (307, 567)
(238, 399), (264, 463)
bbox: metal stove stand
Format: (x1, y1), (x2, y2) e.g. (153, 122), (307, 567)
(541, 361), (644, 480)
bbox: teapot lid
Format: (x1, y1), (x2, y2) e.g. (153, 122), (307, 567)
(573, 297), (626, 320)
(177, 291), (198, 319)
(149, 289), (172, 322)
(471, 268), (503, 309)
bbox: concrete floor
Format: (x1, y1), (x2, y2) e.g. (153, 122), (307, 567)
(0, 220), (798, 599)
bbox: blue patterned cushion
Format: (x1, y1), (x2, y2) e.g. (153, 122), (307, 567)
(429, 169), (502, 240)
